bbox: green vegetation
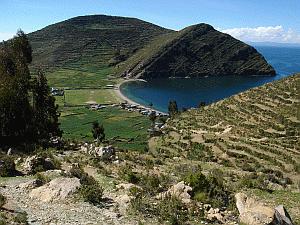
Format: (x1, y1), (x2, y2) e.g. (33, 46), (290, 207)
(69, 165), (104, 205)
(0, 30), (61, 149)
(59, 106), (151, 151)
(0, 155), (16, 177)
(152, 73), (300, 222)
(92, 121), (105, 142)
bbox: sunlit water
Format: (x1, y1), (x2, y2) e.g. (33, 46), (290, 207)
(120, 46), (300, 113)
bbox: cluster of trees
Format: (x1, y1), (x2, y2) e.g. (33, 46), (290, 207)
(0, 30), (61, 149)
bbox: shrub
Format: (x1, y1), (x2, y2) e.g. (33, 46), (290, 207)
(13, 212), (28, 224)
(157, 194), (188, 224)
(118, 165), (140, 184)
(80, 184), (103, 205)
(35, 172), (51, 185)
(69, 165), (104, 205)
(0, 155), (16, 177)
(184, 170), (231, 208)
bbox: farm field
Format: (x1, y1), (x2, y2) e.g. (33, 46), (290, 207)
(59, 106), (151, 151)
(46, 67), (115, 89)
(55, 89), (121, 106)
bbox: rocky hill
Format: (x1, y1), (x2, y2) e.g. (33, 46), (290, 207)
(28, 15), (275, 79)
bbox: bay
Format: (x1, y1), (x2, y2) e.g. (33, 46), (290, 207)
(120, 46), (300, 113)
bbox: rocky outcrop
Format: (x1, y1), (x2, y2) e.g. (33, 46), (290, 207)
(22, 155), (56, 174)
(235, 192), (274, 225)
(157, 181), (192, 204)
(81, 143), (116, 160)
(29, 177), (81, 202)
(271, 205), (294, 225)
(235, 193), (294, 225)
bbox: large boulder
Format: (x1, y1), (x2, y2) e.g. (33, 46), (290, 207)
(22, 155), (56, 174)
(82, 143), (116, 160)
(157, 181), (192, 204)
(235, 193), (274, 225)
(29, 177), (81, 202)
(271, 205), (294, 225)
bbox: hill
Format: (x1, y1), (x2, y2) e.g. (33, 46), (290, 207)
(155, 73), (299, 179)
(28, 15), (275, 87)
(150, 73), (300, 221)
(28, 15), (171, 74)
(123, 24), (275, 78)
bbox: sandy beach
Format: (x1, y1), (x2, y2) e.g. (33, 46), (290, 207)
(114, 79), (167, 114)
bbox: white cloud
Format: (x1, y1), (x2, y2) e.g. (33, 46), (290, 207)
(221, 26), (300, 44)
(0, 32), (15, 41)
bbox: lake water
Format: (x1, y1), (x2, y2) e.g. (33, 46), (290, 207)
(120, 46), (300, 113)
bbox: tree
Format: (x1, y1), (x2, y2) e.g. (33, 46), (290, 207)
(32, 70), (62, 143)
(168, 100), (178, 117)
(0, 30), (33, 145)
(149, 111), (157, 127)
(92, 121), (105, 143)
(198, 101), (206, 108)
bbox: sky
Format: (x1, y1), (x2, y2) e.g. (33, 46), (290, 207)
(1, 0), (300, 43)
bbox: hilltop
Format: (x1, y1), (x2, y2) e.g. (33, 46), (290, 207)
(28, 15), (275, 87)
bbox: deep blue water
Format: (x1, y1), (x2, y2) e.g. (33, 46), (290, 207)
(120, 46), (300, 113)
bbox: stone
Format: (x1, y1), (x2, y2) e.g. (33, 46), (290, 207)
(22, 155), (56, 174)
(271, 205), (294, 225)
(235, 192), (274, 225)
(157, 181), (192, 204)
(19, 179), (43, 190)
(29, 177), (81, 202)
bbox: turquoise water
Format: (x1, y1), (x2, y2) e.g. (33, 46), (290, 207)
(120, 46), (300, 113)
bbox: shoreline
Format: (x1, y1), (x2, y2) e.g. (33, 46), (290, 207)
(114, 79), (167, 115)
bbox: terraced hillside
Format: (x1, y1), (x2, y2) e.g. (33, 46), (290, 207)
(29, 15), (171, 73)
(154, 74), (300, 182)
(28, 15), (275, 88)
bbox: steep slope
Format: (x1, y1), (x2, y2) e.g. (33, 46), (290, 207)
(124, 24), (275, 78)
(155, 73), (299, 180)
(28, 15), (173, 72)
(28, 15), (275, 84)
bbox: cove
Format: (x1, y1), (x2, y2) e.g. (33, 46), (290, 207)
(120, 46), (300, 113)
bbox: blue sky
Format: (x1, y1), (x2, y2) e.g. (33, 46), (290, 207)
(1, 0), (300, 43)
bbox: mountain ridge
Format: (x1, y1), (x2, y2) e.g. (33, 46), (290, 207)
(28, 15), (275, 82)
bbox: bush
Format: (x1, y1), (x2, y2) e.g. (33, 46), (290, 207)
(118, 165), (140, 184)
(184, 170), (231, 208)
(157, 194), (188, 225)
(0, 194), (6, 208)
(0, 155), (16, 177)
(69, 166), (96, 186)
(13, 212), (28, 224)
(80, 184), (103, 205)
(69, 165), (104, 205)
(35, 172), (51, 185)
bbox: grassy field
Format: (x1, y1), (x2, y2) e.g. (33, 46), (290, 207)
(46, 67), (115, 88)
(59, 106), (151, 151)
(55, 89), (121, 106)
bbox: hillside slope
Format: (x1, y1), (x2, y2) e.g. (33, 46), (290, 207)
(28, 15), (275, 85)
(124, 24), (275, 78)
(154, 73), (299, 181)
(28, 15), (172, 73)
